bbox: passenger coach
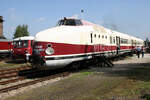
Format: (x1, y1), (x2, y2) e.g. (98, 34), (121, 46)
(0, 39), (12, 57)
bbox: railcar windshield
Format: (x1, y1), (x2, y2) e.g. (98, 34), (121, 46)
(56, 18), (83, 26)
(13, 40), (28, 48)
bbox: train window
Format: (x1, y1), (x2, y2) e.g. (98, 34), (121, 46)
(31, 40), (34, 47)
(110, 36), (112, 44)
(75, 20), (83, 25)
(13, 41), (17, 48)
(125, 39), (128, 44)
(57, 18), (83, 26)
(121, 39), (124, 44)
(65, 19), (76, 25)
(113, 37), (115, 44)
(121, 38), (128, 44)
(98, 35), (100, 38)
(102, 35), (104, 38)
(105, 36), (107, 39)
(57, 20), (64, 26)
(91, 33), (93, 43)
(13, 41), (21, 48)
(23, 40), (28, 48)
(94, 34), (96, 38)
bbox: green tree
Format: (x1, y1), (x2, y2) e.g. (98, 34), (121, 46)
(13, 24), (29, 39)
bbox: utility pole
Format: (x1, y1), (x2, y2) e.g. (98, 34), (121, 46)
(81, 9), (84, 19)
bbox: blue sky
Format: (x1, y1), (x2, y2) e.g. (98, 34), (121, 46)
(0, 0), (150, 40)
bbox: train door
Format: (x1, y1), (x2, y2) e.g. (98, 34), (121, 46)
(90, 33), (93, 53)
(90, 32), (97, 54)
(116, 36), (120, 54)
(131, 40), (134, 50)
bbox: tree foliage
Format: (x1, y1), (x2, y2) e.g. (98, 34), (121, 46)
(13, 24), (29, 39)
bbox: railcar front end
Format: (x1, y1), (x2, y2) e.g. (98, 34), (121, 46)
(12, 36), (34, 61)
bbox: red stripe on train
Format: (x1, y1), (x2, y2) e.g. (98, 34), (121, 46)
(0, 41), (12, 50)
(34, 42), (133, 57)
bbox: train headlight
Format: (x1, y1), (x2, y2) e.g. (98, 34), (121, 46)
(45, 47), (54, 55)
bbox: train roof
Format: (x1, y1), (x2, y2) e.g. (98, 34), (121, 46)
(13, 36), (34, 41)
(0, 39), (12, 42)
(47, 17), (144, 42)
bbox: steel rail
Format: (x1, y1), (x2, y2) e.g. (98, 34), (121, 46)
(0, 77), (25, 85)
(0, 73), (18, 79)
(0, 72), (69, 93)
(0, 66), (31, 73)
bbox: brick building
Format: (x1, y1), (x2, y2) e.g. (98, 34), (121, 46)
(0, 16), (5, 39)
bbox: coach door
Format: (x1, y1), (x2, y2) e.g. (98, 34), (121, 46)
(116, 36), (120, 54)
(131, 40), (134, 50)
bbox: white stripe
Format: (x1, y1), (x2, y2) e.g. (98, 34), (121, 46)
(0, 50), (10, 53)
(45, 49), (132, 58)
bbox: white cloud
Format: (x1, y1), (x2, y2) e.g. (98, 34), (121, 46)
(71, 14), (79, 19)
(9, 8), (15, 12)
(36, 17), (46, 22)
(8, 8), (16, 21)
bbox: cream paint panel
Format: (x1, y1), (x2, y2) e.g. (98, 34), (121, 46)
(88, 25), (110, 45)
(35, 26), (93, 45)
(93, 25), (108, 45)
(35, 22), (143, 46)
(86, 27), (114, 46)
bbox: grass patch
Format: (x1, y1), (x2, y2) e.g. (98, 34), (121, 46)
(0, 60), (26, 69)
(79, 71), (93, 76)
(68, 71), (93, 80)
(0, 63), (26, 69)
(106, 67), (150, 97)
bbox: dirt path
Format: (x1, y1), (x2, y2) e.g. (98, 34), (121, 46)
(3, 54), (150, 100)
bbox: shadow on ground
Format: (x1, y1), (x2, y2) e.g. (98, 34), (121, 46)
(92, 62), (150, 82)
(5, 59), (26, 64)
(18, 67), (68, 78)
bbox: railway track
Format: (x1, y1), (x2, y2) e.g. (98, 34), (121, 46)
(0, 72), (69, 93)
(0, 66), (31, 79)
(0, 66), (31, 73)
(0, 77), (25, 85)
(0, 65), (70, 94)
(0, 58), (8, 62)
(0, 68), (42, 85)
(0, 66), (32, 86)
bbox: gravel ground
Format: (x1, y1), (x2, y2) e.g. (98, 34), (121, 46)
(2, 54), (150, 100)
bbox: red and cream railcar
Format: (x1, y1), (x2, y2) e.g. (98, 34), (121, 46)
(0, 39), (12, 57)
(12, 36), (34, 61)
(31, 17), (144, 69)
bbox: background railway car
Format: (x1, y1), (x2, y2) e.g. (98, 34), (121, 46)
(31, 17), (144, 70)
(12, 36), (34, 61)
(0, 39), (12, 57)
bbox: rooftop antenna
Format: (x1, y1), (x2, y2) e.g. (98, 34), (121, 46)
(81, 9), (84, 19)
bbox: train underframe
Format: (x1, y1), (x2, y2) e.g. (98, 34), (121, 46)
(30, 49), (134, 70)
